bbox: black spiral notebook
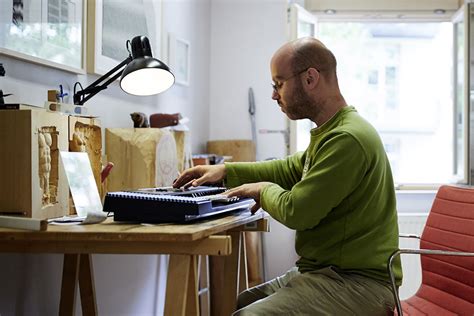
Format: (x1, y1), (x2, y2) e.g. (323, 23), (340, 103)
(103, 186), (253, 223)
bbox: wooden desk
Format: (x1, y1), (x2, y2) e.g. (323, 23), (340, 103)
(0, 210), (268, 316)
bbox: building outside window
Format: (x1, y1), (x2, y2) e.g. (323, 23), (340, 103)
(316, 22), (455, 186)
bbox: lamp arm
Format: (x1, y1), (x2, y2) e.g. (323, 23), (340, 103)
(73, 55), (132, 105)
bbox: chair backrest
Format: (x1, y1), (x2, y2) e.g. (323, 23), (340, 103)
(418, 185), (474, 314)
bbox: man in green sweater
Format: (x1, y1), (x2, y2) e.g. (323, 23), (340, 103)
(173, 37), (402, 315)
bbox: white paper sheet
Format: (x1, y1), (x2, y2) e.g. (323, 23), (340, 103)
(52, 152), (106, 225)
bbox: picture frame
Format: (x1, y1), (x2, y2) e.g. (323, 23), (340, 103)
(0, 0), (85, 74)
(168, 33), (190, 86)
(87, 0), (162, 75)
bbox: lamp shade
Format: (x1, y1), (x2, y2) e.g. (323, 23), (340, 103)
(120, 36), (175, 96)
(120, 57), (175, 95)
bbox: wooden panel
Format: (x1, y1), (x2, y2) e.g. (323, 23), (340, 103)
(207, 140), (256, 162)
(0, 110), (31, 215)
(0, 109), (69, 219)
(172, 130), (192, 172)
(105, 128), (178, 191)
(0, 235), (232, 255)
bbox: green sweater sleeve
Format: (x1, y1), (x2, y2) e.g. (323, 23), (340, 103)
(261, 133), (367, 230)
(225, 152), (305, 190)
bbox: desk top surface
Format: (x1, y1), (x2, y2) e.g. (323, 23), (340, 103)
(0, 210), (265, 242)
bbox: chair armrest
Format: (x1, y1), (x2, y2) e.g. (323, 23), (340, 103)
(399, 233), (420, 239)
(387, 248), (474, 316)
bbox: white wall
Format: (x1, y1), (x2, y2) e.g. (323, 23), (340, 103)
(159, 0), (212, 152)
(209, 0), (288, 160)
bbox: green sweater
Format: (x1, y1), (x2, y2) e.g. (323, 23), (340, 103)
(226, 106), (402, 285)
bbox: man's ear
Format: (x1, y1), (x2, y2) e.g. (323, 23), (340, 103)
(305, 68), (320, 88)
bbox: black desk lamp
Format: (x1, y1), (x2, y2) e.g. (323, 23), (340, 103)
(73, 35), (174, 105)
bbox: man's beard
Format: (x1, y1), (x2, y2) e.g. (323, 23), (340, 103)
(285, 80), (314, 120)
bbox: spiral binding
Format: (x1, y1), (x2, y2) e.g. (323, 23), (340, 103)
(106, 186), (230, 204)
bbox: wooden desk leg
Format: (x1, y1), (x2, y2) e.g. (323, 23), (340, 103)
(165, 254), (199, 316)
(59, 254), (80, 316)
(186, 255), (199, 316)
(209, 255), (224, 316)
(209, 231), (242, 316)
(78, 254), (98, 316)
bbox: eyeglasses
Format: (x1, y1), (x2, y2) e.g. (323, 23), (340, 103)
(271, 68), (309, 94)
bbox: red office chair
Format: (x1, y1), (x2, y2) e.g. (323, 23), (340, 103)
(388, 185), (474, 316)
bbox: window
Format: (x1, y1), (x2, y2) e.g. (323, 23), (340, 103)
(316, 22), (456, 185)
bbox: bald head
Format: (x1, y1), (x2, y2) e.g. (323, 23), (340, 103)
(273, 37), (338, 82)
(270, 37), (347, 125)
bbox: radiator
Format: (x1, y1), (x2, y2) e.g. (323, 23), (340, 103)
(397, 213), (428, 299)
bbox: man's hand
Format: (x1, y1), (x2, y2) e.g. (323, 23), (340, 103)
(225, 182), (272, 214)
(173, 165), (226, 188)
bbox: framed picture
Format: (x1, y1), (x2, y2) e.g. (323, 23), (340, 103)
(87, 0), (162, 75)
(0, 0), (85, 73)
(168, 33), (190, 86)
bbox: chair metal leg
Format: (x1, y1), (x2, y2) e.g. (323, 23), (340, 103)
(387, 250), (403, 316)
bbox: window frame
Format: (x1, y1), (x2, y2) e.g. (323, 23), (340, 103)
(310, 15), (465, 190)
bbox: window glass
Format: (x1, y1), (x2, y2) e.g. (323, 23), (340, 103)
(318, 22), (454, 184)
